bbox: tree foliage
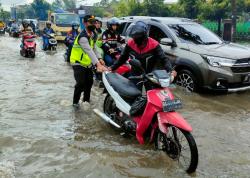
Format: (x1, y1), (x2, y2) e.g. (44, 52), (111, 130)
(62, 0), (77, 10)
(51, 0), (64, 11)
(31, 0), (51, 20)
(7, 0), (250, 21)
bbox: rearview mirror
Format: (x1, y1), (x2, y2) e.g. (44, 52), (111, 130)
(160, 38), (176, 47)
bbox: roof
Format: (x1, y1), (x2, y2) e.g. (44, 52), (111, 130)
(120, 16), (196, 25)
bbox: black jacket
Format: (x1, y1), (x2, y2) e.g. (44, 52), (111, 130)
(111, 37), (172, 74)
(102, 29), (123, 54)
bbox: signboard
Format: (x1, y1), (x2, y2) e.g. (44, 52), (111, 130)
(78, 10), (85, 15)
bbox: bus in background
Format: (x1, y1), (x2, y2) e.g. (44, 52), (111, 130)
(48, 12), (80, 41)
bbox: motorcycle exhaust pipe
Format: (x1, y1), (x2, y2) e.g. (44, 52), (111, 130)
(93, 109), (121, 129)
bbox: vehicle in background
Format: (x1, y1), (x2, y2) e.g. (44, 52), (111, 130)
(9, 26), (21, 38)
(124, 17), (250, 93)
(5, 19), (15, 33)
(48, 12), (80, 41)
(0, 20), (5, 35)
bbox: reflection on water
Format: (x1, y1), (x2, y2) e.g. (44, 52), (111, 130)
(0, 35), (250, 177)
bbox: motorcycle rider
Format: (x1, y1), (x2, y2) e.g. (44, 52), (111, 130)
(102, 17), (124, 66)
(10, 19), (19, 31)
(109, 21), (177, 83)
(42, 21), (55, 50)
(20, 20), (33, 48)
(20, 20), (33, 34)
(70, 15), (107, 108)
(30, 20), (36, 34)
(65, 22), (80, 62)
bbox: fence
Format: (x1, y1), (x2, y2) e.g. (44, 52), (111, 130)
(202, 21), (250, 41)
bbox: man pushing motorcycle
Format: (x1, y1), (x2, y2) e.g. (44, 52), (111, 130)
(109, 21), (177, 80)
(99, 21), (198, 174)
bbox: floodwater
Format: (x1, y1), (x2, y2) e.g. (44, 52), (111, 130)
(0, 34), (250, 178)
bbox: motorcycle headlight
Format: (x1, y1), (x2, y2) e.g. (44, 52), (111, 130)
(203, 55), (235, 67)
(159, 78), (171, 88)
(56, 31), (62, 36)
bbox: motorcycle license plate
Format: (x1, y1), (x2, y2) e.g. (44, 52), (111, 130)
(163, 99), (182, 112)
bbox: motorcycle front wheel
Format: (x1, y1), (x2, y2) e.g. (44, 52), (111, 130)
(103, 94), (122, 128)
(155, 126), (198, 173)
(103, 94), (117, 116)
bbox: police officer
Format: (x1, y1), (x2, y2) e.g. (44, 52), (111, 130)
(70, 15), (107, 108)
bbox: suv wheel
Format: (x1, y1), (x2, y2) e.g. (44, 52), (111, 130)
(176, 69), (198, 92)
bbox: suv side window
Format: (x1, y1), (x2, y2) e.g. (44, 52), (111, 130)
(149, 25), (168, 42)
(127, 24), (135, 37)
(119, 22), (132, 36)
(118, 22), (126, 35)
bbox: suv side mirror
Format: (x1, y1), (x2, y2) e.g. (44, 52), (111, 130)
(160, 38), (176, 47)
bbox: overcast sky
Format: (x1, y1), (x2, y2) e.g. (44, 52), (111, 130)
(1, 0), (178, 11)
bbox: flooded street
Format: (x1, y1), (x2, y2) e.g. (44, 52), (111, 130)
(0, 35), (250, 178)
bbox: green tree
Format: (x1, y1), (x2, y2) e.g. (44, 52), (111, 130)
(143, 0), (170, 16)
(0, 9), (10, 21)
(128, 0), (144, 16)
(93, 6), (105, 17)
(179, 0), (204, 19)
(246, 0), (250, 11)
(168, 3), (185, 17)
(52, 0), (64, 10)
(99, 0), (110, 7)
(114, 0), (130, 16)
(199, 0), (230, 36)
(31, 0), (51, 20)
(63, 0), (77, 10)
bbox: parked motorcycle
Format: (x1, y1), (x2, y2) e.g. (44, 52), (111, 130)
(20, 34), (36, 58)
(94, 59), (198, 173)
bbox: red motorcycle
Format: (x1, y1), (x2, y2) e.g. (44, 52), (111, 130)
(94, 59), (198, 173)
(20, 33), (36, 58)
(111, 47), (131, 76)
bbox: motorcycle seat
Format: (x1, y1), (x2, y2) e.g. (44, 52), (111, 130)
(106, 73), (141, 100)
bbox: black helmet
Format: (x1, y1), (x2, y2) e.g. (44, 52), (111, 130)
(22, 19), (29, 26)
(83, 15), (95, 23)
(107, 17), (120, 29)
(46, 21), (52, 27)
(131, 21), (148, 46)
(72, 22), (79, 30)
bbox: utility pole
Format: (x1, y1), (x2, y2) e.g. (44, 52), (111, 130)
(231, 0), (236, 42)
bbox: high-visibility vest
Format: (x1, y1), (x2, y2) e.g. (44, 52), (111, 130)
(70, 34), (95, 67)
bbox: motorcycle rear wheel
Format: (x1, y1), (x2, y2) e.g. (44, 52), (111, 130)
(155, 126), (198, 173)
